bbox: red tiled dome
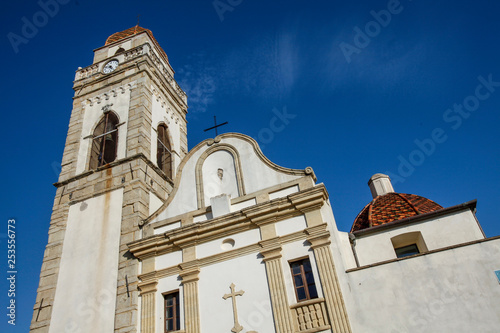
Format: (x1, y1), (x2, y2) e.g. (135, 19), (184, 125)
(351, 193), (443, 232)
(105, 26), (168, 61)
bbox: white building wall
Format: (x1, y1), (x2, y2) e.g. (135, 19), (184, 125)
(221, 137), (302, 195)
(49, 189), (124, 333)
(275, 215), (307, 237)
(196, 229), (261, 260)
(354, 210), (484, 266)
(198, 253), (275, 333)
(153, 147), (205, 220)
(156, 251), (183, 269)
(345, 239), (500, 333)
(231, 198), (257, 212)
(149, 191), (163, 216)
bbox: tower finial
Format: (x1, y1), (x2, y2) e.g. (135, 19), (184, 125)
(136, 14), (141, 27)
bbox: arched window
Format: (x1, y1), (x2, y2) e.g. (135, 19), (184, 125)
(157, 124), (172, 178)
(89, 112), (119, 169)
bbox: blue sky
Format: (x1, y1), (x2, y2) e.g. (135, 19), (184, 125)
(1, 0), (499, 331)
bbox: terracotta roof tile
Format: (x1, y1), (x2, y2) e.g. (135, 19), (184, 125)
(351, 193), (443, 232)
(105, 26), (169, 62)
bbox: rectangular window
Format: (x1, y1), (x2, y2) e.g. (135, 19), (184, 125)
(164, 291), (180, 332)
(395, 244), (420, 258)
(290, 258), (318, 302)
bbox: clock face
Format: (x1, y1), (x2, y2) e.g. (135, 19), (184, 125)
(103, 60), (119, 74)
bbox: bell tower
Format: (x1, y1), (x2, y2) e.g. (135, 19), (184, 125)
(30, 26), (188, 332)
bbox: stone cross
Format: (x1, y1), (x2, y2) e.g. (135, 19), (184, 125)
(223, 283), (245, 333)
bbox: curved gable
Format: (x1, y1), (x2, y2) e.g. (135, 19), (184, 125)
(144, 133), (314, 227)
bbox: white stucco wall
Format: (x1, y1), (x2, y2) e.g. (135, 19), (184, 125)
(353, 210), (484, 267)
(153, 146), (205, 220)
(76, 87), (132, 174)
(149, 191), (163, 215)
(269, 185), (299, 200)
(49, 189), (123, 333)
(275, 215), (307, 237)
(198, 253), (275, 332)
(196, 229), (261, 260)
(156, 250), (183, 269)
(221, 137), (302, 195)
(153, 221), (181, 235)
(231, 198), (257, 212)
(345, 239), (500, 332)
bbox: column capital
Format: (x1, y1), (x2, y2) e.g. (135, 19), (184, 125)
(258, 238), (283, 262)
(305, 224), (331, 248)
(179, 266), (200, 284)
(138, 280), (158, 295)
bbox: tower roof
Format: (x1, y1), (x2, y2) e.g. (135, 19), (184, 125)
(351, 192), (443, 232)
(105, 26), (168, 61)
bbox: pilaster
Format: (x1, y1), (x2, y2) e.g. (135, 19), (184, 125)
(179, 267), (201, 333)
(259, 239), (295, 333)
(138, 281), (158, 333)
(306, 225), (352, 333)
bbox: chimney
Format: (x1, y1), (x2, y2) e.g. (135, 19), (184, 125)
(368, 173), (394, 199)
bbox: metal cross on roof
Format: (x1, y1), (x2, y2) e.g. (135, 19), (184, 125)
(204, 115), (228, 137)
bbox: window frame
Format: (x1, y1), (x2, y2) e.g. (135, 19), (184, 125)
(289, 257), (319, 302)
(156, 123), (173, 179)
(394, 243), (420, 258)
(162, 290), (180, 333)
(89, 112), (119, 169)
(391, 231), (428, 258)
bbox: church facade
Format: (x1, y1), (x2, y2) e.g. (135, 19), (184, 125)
(31, 27), (500, 333)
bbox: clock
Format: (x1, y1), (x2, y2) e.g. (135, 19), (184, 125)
(102, 60), (119, 74)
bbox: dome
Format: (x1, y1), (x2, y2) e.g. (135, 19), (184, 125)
(351, 192), (444, 232)
(105, 26), (168, 61)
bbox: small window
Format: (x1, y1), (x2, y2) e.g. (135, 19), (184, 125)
(89, 112), (119, 169)
(157, 124), (173, 179)
(290, 258), (318, 302)
(391, 231), (427, 259)
(164, 291), (180, 332)
(395, 244), (420, 258)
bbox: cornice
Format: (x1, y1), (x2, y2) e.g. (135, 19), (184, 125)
(129, 185), (329, 260)
(138, 229), (312, 283)
(54, 153), (173, 188)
